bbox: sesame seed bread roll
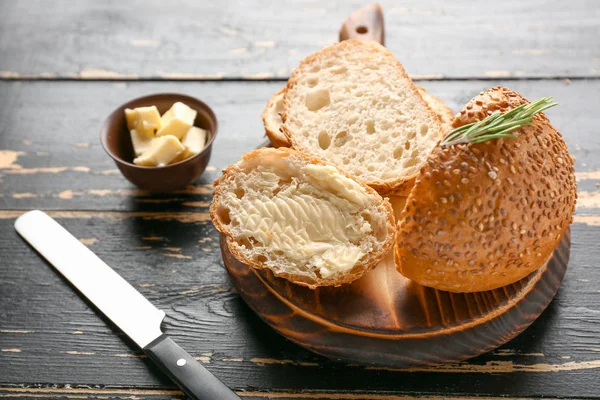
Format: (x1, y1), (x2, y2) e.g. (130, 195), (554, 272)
(211, 147), (396, 288)
(395, 87), (577, 293)
(281, 40), (445, 195)
(263, 86), (453, 148)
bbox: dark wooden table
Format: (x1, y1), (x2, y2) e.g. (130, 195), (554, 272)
(1, 1), (599, 399)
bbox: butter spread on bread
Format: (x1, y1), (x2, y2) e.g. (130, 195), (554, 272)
(211, 148), (395, 288)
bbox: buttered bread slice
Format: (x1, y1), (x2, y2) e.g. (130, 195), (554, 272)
(210, 148), (395, 288)
(281, 40), (445, 195)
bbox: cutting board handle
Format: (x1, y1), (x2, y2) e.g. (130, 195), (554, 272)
(339, 3), (385, 46)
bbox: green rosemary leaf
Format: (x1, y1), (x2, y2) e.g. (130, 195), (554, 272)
(441, 97), (558, 147)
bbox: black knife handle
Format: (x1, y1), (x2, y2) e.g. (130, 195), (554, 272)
(144, 335), (240, 400)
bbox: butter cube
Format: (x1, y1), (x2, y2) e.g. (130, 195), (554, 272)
(169, 151), (187, 165)
(125, 106), (162, 137)
(156, 102), (197, 140)
(133, 135), (185, 167)
(130, 129), (153, 156)
(181, 126), (207, 158)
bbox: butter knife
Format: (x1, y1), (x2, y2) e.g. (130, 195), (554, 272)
(15, 210), (240, 400)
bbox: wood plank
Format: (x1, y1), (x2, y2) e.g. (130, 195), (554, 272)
(0, 214), (599, 397)
(0, 1), (598, 80)
(0, 79), (599, 213)
(0, 388), (549, 400)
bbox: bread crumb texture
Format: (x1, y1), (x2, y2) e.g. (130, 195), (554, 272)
(211, 148), (395, 288)
(265, 85), (453, 149)
(282, 40), (444, 195)
(396, 86), (577, 292)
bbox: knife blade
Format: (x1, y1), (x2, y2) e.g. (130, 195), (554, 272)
(15, 210), (240, 400)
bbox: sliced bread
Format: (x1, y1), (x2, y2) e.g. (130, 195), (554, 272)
(264, 85), (453, 148)
(416, 86), (454, 132)
(210, 147), (395, 288)
(281, 40), (444, 195)
(261, 88), (289, 148)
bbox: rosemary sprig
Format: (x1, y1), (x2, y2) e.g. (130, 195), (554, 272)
(441, 97), (558, 147)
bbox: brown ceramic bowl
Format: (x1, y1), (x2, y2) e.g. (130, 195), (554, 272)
(100, 93), (218, 191)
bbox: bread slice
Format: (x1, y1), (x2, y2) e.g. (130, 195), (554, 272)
(281, 40), (444, 195)
(395, 87), (577, 292)
(261, 88), (289, 148)
(264, 85), (453, 148)
(416, 86), (454, 132)
(211, 147), (396, 288)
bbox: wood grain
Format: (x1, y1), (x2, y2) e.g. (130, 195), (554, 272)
(223, 205), (570, 368)
(0, 387), (556, 400)
(1, 34), (600, 397)
(1, 214), (600, 397)
(0, 1), (598, 80)
(0, 80), (599, 213)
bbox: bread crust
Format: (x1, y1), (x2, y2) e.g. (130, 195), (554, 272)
(416, 86), (454, 132)
(211, 147), (396, 289)
(261, 88), (291, 148)
(281, 40), (444, 196)
(395, 86), (577, 292)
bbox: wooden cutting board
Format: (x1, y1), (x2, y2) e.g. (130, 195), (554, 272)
(221, 4), (571, 367)
(222, 193), (570, 367)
